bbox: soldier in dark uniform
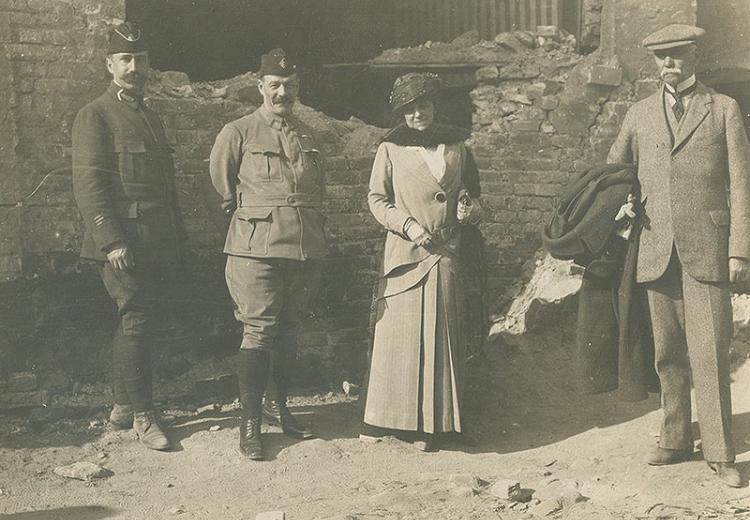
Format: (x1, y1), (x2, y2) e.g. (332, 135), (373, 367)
(72, 22), (186, 451)
(210, 49), (325, 460)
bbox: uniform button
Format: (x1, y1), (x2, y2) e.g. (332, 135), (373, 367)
(434, 192), (447, 203)
(287, 196), (295, 204)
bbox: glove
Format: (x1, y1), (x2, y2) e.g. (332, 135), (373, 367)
(106, 243), (135, 271)
(404, 219), (433, 247)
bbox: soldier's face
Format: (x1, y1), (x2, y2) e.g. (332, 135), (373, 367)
(107, 51), (150, 91)
(653, 44), (697, 87)
(258, 74), (299, 117)
(403, 98), (435, 131)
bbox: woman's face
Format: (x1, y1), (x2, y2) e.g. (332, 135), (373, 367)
(403, 98), (434, 131)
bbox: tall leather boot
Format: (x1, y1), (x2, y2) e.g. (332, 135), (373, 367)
(262, 338), (313, 440)
(237, 349), (270, 460)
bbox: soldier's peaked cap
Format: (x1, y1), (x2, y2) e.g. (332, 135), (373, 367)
(642, 24), (705, 51)
(107, 21), (148, 55)
(258, 48), (296, 77)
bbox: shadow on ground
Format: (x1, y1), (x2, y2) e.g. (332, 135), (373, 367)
(0, 506), (119, 520)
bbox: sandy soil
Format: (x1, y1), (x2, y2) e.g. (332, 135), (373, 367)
(3, 320), (750, 520)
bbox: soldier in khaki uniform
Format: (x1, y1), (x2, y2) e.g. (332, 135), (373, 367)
(72, 22), (185, 451)
(210, 49), (325, 460)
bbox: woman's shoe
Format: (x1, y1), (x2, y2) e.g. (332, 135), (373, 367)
(413, 436), (436, 452)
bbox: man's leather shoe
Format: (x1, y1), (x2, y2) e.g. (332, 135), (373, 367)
(262, 399), (314, 440)
(646, 447), (693, 465)
(109, 404), (133, 430)
(708, 462), (743, 488)
(133, 411), (170, 451)
(239, 416), (264, 460)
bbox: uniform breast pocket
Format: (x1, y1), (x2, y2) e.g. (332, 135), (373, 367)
(235, 207), (273, 254)
(245, 145), (283, 182)
(298, 135), (321, 180)
(114, 140), (149, 184)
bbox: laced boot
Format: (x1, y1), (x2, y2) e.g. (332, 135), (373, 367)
(265, 341), (313, 440)
(109, 404), (134, 430)
(262, 397), (314, 440)
(133, 410), (170, 451)
(239, 416), (264, 460)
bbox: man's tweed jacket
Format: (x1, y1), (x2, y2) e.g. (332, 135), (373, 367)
(607, 82), (750, 282)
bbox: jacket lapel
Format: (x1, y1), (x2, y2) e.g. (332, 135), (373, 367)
(646, 87), (673, 150)
(400, 147), (445, 191)
(672, 83), (712, 153)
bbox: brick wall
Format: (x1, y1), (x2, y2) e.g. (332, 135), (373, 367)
(468, 28), (587, 312)
(142, 71), (387, 389)
(0, 0), (737, 407)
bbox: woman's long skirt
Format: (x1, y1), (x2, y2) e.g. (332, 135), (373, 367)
(363, 253), (464, 434)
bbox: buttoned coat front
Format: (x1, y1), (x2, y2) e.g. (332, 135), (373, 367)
(209, 107), (327, 260)
(607, 82), (750, 283)
(72, 83), (186, 264)
(368, 141), (470, 277)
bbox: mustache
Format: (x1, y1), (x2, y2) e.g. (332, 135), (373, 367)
(661, 69), (682, 76)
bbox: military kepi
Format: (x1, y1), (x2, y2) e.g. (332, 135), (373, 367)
(642, 24), (705, 50)
(258, 48), (296, 77)
(107, 21), (147, 54)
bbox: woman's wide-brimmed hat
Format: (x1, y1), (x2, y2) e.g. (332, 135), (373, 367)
(389, 72), (442, 113)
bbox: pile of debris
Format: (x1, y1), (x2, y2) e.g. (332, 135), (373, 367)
(370, 26), (578, 66)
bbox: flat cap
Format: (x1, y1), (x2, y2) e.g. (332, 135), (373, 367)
(642, 24), (705, 50)
(107, 21), (147, 55)
(389, 72), (442, 113)
(258, 48), (296, 77)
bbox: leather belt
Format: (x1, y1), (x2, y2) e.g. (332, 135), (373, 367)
(238, 192), (321, 208)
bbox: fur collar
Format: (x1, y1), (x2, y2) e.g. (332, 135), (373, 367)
(381, 123), (469, 147)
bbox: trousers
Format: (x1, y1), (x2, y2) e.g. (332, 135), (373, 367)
(97, 262), (187, 411)
(644, 249), (734, 462)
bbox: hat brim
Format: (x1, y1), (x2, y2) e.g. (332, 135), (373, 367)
(391, 91), (438, 114)
(645, 40), (696, 51)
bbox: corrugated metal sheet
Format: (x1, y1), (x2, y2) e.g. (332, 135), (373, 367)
(393, 0), (563, 47)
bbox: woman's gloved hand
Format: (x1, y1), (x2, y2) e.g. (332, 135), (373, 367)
(404, 218), (433, 247)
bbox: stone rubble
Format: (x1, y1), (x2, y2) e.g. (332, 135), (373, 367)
(53, 461), (111, 481)
(371, 27), (576, 65)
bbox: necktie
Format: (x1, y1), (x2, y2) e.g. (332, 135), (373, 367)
(280, 119), (300, 165)
(667, 82), (697, 122)
(670, 91), (685, 121)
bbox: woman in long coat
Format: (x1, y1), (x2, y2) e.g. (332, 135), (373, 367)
(362, 72), (481, 451)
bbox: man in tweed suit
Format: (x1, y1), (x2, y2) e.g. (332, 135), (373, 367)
(608, 24), (750, 487)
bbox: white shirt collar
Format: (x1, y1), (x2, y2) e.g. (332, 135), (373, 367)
(664, 75), (696, 95)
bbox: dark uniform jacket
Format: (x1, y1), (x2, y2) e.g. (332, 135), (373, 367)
(72, 82), (185, 264)
(209, 106), (327, 260)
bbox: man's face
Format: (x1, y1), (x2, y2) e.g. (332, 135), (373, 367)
(258, 74), (299, 117)
(107, 51), (150, 91)
(653, 44), (697, 87)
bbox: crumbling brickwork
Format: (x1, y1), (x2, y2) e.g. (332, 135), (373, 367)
(0, 0), (746, 408)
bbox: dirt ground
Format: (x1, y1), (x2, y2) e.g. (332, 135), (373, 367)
(3, 318), (750, 520)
